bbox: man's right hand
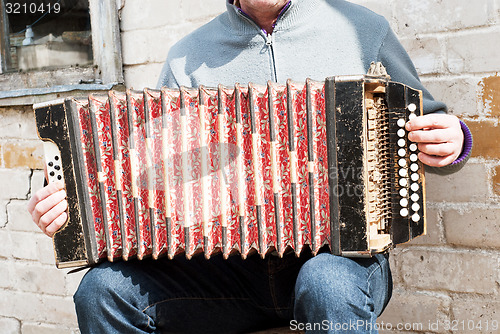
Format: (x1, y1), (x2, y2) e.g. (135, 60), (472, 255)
(27, 181), (68, 237)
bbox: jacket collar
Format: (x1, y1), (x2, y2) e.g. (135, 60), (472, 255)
(226, 0), (320, 34)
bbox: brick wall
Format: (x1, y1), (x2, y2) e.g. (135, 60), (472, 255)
(0, 1), (498, 333)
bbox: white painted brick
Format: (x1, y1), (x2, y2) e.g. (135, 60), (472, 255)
(0, 290), (77, 326)
(0, 317), (20, 334)
(451, 298), (500, 330)
(378, 289), (450, 334)
(124, 63), (166, 90)
(121, 30), (152, 65)
(398, 249), (499, 294)
(179, 0), (227, 22)
(0, 199), (7, 228)
(148, 24), (208, 64)
(401, 36), (445, 75)
(446, 28), (500, 74)
(0, 230), (12, 259)
(120, 0), (184, 31)
(9, 231), (38, 261)
(65, 269), (88, 296)
(420, 76), (481, 116)
(0, 169), (31, 200)
(443, 208), (500, 249)
(0, 259), (12, 289)
(30, 169), (46, 196)
(394, 0), (492, 37)
(37, 234), (57, 265)
(122, 23), (208, 66)
(0, 106), (39, 140)
(425, 163), (489, 203)
(21, 323), (80, 334)
(12, 262), (67, 296)
(7, 200), (39, 233)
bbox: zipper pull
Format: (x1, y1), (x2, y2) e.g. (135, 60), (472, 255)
(265, 33), (273, 46)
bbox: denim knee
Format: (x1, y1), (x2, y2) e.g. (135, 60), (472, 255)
(74, 265), (111, 312)
(73, 262), (134, 314)
(295, 253), (366, 306)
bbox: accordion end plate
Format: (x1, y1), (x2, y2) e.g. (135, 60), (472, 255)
(340, 250), (374, 258)
(56, 259), (90, 269)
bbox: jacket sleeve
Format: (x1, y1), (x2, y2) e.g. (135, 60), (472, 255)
(377, 27), (472, 175)
(157, 60), (180, 89)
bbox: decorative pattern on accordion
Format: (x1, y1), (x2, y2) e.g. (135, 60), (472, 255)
(144, 89), (168, 259)
(108, 91), (137, 260)
(287, 82), (310, 255)
(128, 91), (152, 259)
(307, 81), (331, 254)
(160, 88), (185, 258)
(89, 96), (122, 260)
(34, 76), (427, 268)
(75, 101), (106, 259)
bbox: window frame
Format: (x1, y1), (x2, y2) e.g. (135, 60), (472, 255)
(0, 0), (123, 106)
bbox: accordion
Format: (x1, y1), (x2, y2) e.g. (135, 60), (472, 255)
(34, 74), (426, 269)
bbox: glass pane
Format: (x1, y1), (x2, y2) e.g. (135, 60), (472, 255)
(3, 0), (92, 72)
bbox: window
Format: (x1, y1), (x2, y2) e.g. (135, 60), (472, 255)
(0, 0), (123, 105)
(2, 0), (92, 72)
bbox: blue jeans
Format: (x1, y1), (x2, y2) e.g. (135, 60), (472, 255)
(74, 248), (392, 333)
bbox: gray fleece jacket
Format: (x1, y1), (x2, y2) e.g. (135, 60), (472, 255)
(158, 0), (471, 174)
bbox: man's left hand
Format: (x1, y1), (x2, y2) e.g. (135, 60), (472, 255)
(405, 114), (464, 167)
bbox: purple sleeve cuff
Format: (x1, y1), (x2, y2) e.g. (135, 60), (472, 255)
(451, 120), (473, 165)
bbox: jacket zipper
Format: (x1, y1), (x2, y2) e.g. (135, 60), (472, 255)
(235, 8), (285, 82)
(265, 33), (278, 82)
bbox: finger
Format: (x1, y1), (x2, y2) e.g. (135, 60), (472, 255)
(31, 189), (67, 227)
(418, 142), (459, 157)
(418, 152), (457, 167)
(38, 199), (68, 235)
(408, 128), (453, 144)
(406, 114), (456, 131)
(27, 181), (65, 213)
(45, 211), (68, 237)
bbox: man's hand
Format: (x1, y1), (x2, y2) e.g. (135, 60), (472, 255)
(27, 181), (68, 237)
(405, 114), (464, 167)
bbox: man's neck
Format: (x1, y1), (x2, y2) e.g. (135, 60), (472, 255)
(237, 1), (288, 34)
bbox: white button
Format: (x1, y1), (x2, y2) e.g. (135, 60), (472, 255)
(400, 208), (409, 217)
(398, 148), (406, 157)
(399, 168), (408, 177)
(399, 178), (408, 187)
(397, 118), (406, 127)
(398, 139), (406, 147)
(400, 198), (409, 207)
(400, 188), (408, 197)
(398, 129), (406, 137)
(409, 113), (417, 120)
(411, 183), (420, 192)
(412, 203), (420, 211)
(409, 143), (418, 151)
(411, 173), (419, 182)
(398, 159), (407, 167)
(410, 163), (419, 172)
(411, 193), (420, 202)
(411, 213), (420, 222)
(410, 154), (418, 162)
(408, 103), (417, 112)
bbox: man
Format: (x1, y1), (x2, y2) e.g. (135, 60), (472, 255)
(28, 0), (472, 333)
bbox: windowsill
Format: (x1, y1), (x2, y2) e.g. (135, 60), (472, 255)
(0, 65), (123, 106)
